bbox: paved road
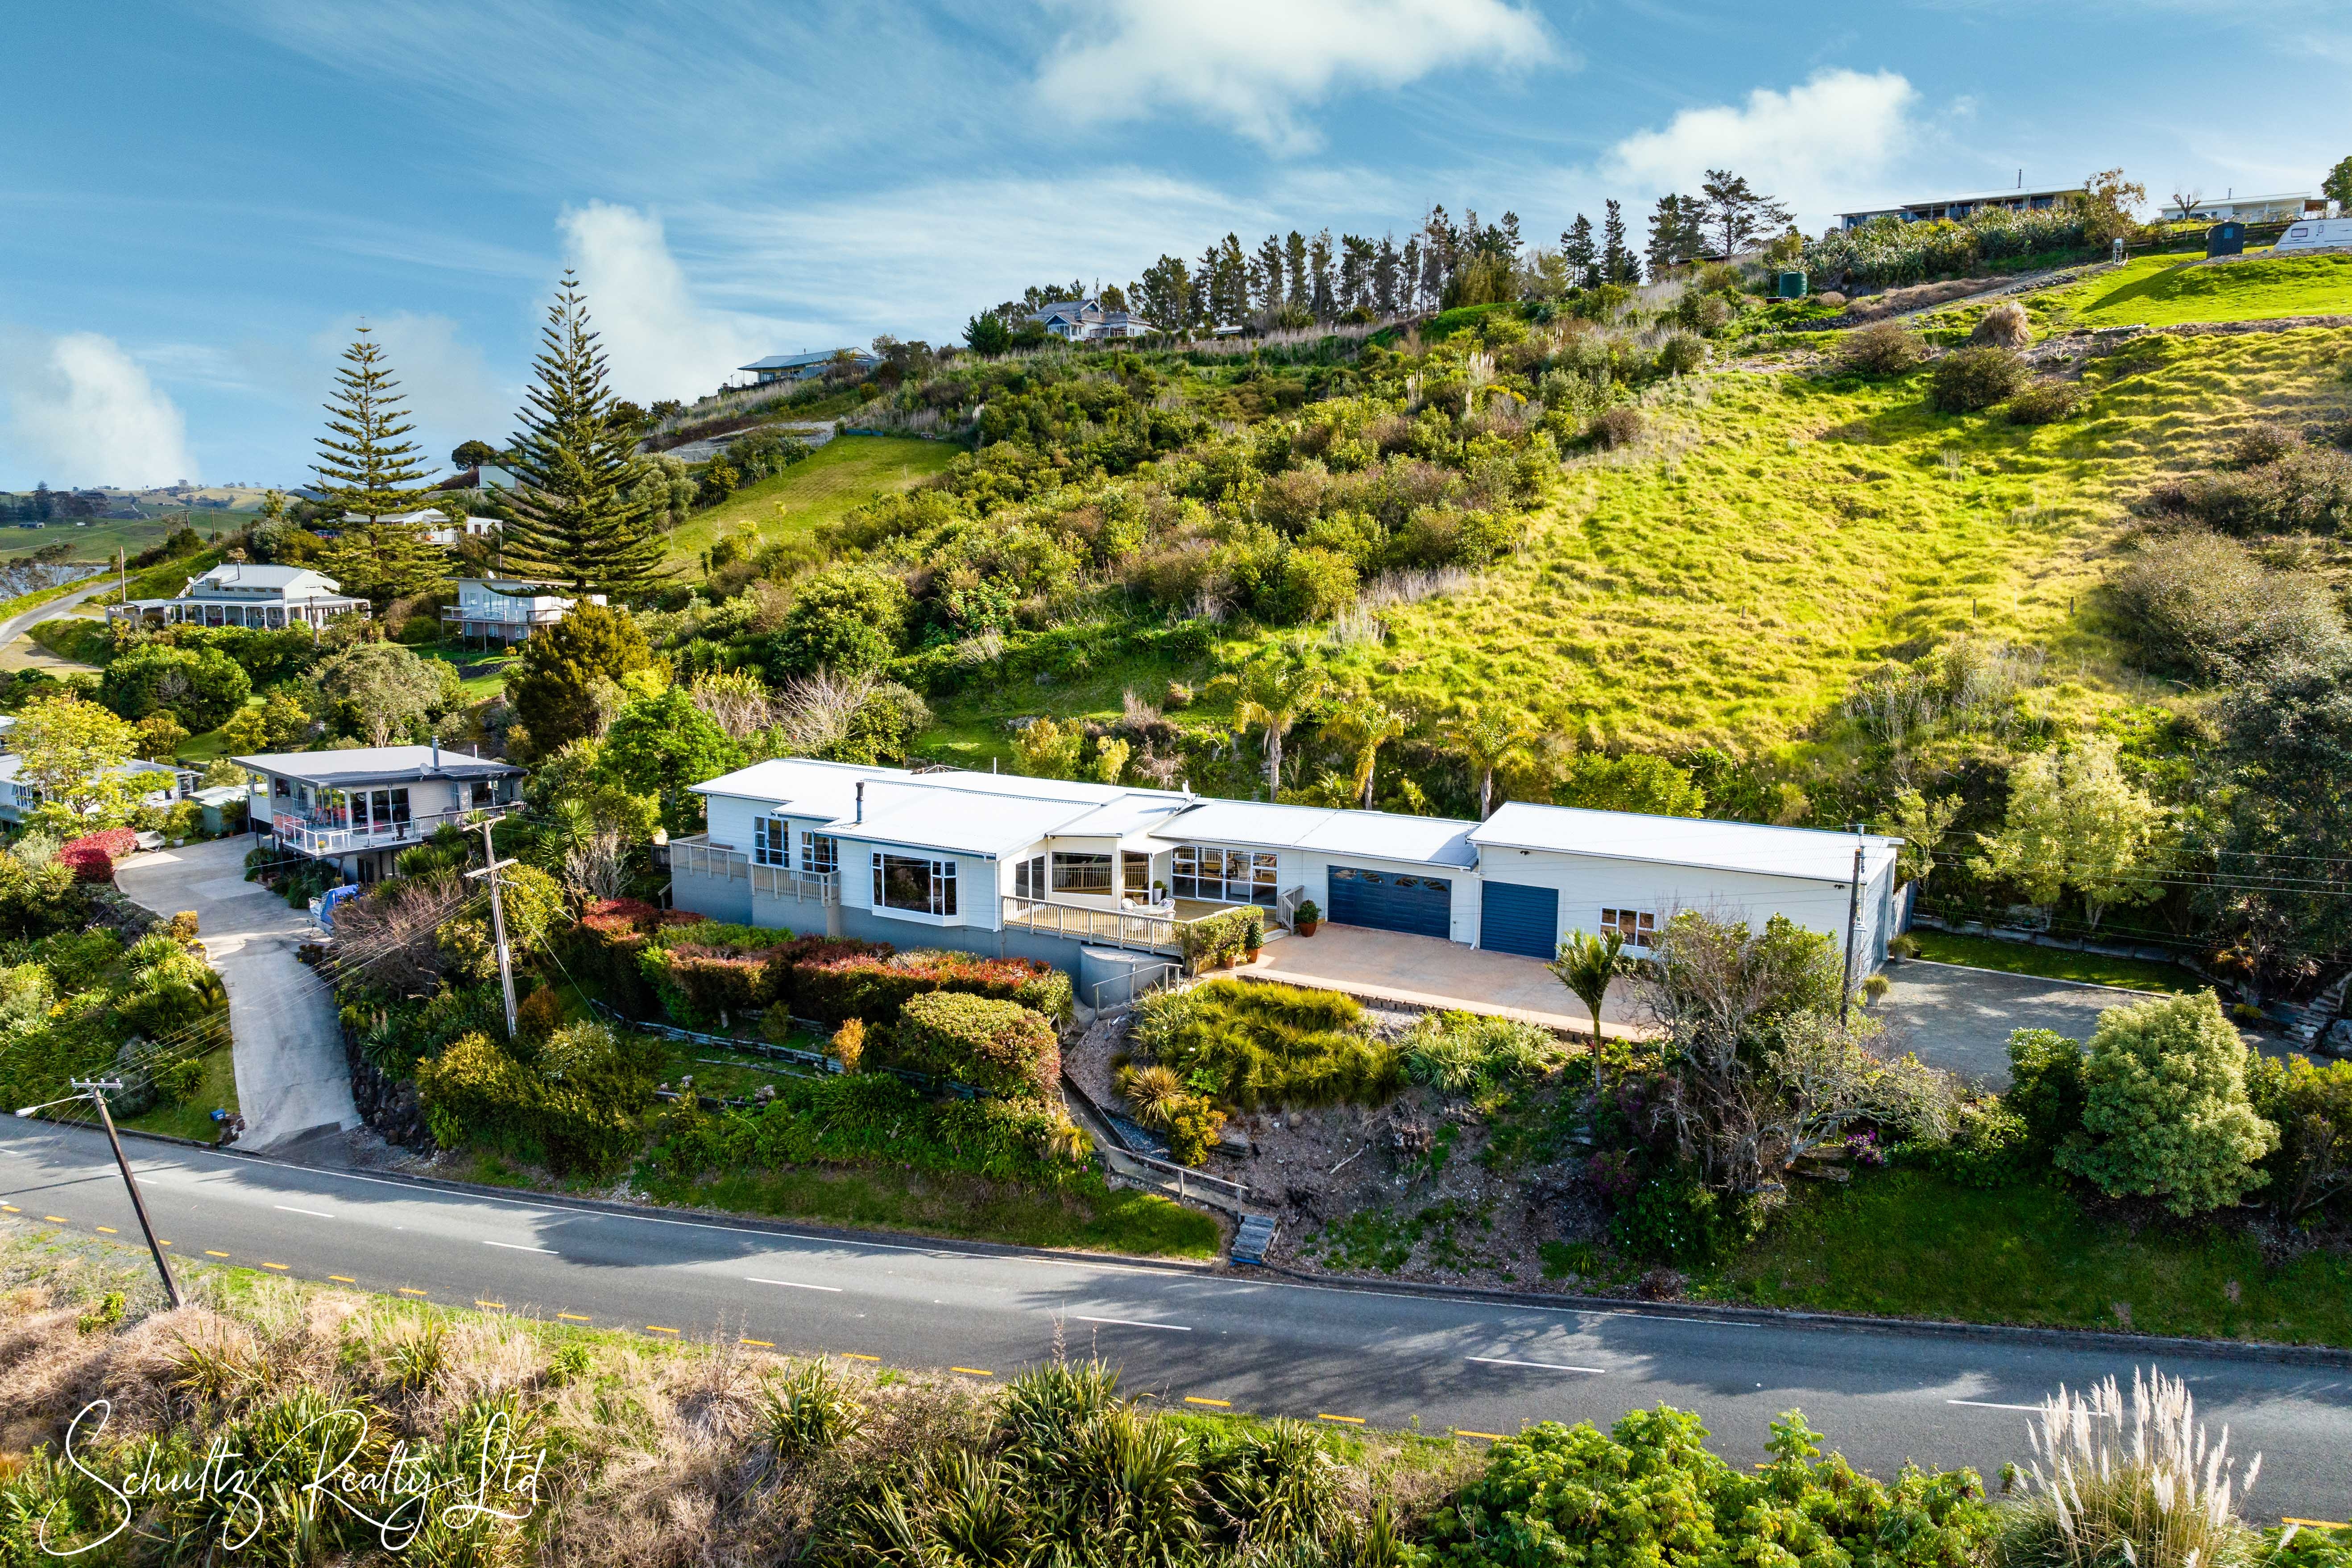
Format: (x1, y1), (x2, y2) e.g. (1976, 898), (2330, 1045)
(2, 1121), (2343, 1520)
(115, 836), (358, 1150)
(0, 572), (115, 666)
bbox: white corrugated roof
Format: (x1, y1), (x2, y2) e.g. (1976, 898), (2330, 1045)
(831, 786), (1090, 857)
(1149, 800), (1480, 868)
(1469, 803), (1898, 883)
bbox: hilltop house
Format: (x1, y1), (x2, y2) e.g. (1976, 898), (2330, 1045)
(670, 759), (1901, 995)
(440, 577), (603, 645)
(1027, 299), (1155, 342)
(239, 743), (524, 884)
(1835, 184), (2086, 230)
(738, 350), (880, 385)
(107, 562), (370, 630)
(0, 755), (194, 826)
(2158, 191), (2327, 223)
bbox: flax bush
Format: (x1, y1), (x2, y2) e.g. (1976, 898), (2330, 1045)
(1130, 980), (1396, 1111)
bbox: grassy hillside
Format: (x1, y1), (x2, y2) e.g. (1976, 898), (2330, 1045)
(667, 434), (957, 562)
(2039, 252), (2352, 328)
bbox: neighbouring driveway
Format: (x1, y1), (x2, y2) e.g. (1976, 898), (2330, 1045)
(0, 574), (114, 672)
(1240, 923), (1646, 1037)
(116, 836), (358, 1150)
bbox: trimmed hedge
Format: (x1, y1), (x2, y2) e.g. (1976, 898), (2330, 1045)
(414, 1024), (655, 1175)
(891, 991), (1060, 1101)
(566, 898), (663, 1016)
(636, 920), (805, 1026)
(793, 947), (1072, 1026)
(60, 829), (138, 883)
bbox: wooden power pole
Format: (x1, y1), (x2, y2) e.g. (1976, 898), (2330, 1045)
(467, 819), (520, 1038)
(72, 1079), (182, 1307)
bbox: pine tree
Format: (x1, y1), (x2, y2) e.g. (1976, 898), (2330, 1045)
(1255, 235), (1286, 315)
(501, 273), (667, 601)
(1284, 231), (1309, 309)
(311, 328), (451, 602)
(1373, 235), (1401, 317)
(1399, 237), (1422, 312)
(1309, 230), (1335, 320)
(1645, 195), (1687, 281)
(1601, 200), (1639, 285)
(1561, 214), (1596, 289)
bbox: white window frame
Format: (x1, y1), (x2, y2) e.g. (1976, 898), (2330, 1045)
(1169, 844), (1279, 907)
(872, 852), (957, 917)
(1052, 851), (1115, 894)
(1601, 907), (1657, 950)
(753, 815), (789, 868)
(800, 832), (838, 877)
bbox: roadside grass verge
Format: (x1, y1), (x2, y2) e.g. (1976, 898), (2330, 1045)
(643, 1165), (1221, 1259)
(28, 615), (109, 664)
(2036, 252), (2352, 328)
(1195, 329), (2352, 756)
(122, 1045), (239, 1142)
(1902, 930), (2203, 993)
(666, 435), (959, 564)
(1694, 1165), (2352, 1346)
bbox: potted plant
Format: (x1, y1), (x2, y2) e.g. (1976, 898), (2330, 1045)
(1295, 899), (1320, 936)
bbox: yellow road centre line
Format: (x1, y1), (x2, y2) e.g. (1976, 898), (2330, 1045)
(1317, 1414), (1364, 1425)
(1184, 1396), (1231, 1408)
(951, 1367), (994, 1377)
(645, 1325), (679, 1335)
(840, 1353), (878, 1361)
(740, 1337), (775, 1348)
(95, 1226), (117, 1233)
(557, 1312), (592, 1323)
(328, 1275), (356, 1284)
(2284, 1519), (2351, 1530)
(42, 1216), (68, 1224)
(205, 1250), (231, 1258)
(398, 1287), (429, 1297)
(261, 1262), (290, 1271)
(0, 1204), (17, 1211)
(476, 1301), (506, 1311)
(1456, 1430), (1507, 1440)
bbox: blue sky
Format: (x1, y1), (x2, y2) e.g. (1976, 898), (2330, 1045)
(2, 0), (2344, 490)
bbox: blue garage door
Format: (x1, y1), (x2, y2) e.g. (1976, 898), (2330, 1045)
(1480, 881), (1559, 960)
(1325, 865), (1451, 938)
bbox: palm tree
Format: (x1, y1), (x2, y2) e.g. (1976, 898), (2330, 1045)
(1230, 648), (1330, 801)
(1549, 927), (1625, 1065)
(1446, 703), (1532, 818)
(1328, 699), (1408, 809)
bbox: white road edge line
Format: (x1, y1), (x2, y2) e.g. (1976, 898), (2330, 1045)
(1469, 1356), (1606, 1374)
(1947, 1398), (2040, 1412)
(1071, 1314), (1192, 1332)
(747, 1276), (843, 1292)
(274, 1205), (334, 1219)
(483, 1240), (557, 1254)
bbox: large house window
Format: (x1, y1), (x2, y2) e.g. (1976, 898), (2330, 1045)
(1014, 855), (1047, 900)
(1052, 852), (1114, 894)
(873, 852), (957, 916)
(1601, 907), (1657, 949)
(753, 817), (789, 867)
(1169, 844), (1278, 906)
(801, 833), (838, 877)
(470, 779), (495, 809)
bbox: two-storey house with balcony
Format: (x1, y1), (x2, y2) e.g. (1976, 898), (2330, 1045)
(441, 578), (605, 645)
(240, 743), (525, 884)
(108, 562), (370, 630)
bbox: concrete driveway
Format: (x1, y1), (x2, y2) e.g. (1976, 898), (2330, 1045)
(1240, 923), (1647, 1037)
(1871, 959), (2182, 1085)
(115, 835), (358, 1150)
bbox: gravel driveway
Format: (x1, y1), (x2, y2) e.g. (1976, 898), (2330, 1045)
(116, 835), (357, 1150)
(1868, 959), (2162, 1085)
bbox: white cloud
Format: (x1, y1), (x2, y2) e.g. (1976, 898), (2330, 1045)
(1035, 0), (1555, 153)
(0, 329), (195, 488)
(1602, 69), (1922, 229)
(559, 203), (773, 405)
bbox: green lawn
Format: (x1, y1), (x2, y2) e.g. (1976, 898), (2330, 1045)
(667, 434), (958, 564)
(2038, 252), (2352, 328)
(646, 1166), (1221, 1258)
(122, 1046), (238, 1142)
(1695, 1166), (2352, 1346)
(1904, 930), (2203, 994)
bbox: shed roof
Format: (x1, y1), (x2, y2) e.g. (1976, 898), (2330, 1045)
(1150, 800), (1481, 868)
(1468, 803), (1899, 883)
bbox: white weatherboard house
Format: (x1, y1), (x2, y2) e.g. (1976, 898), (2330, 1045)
(441, 577), (605, 645)
(107, 562), (370, 629)
(672, 759), (1901, 995)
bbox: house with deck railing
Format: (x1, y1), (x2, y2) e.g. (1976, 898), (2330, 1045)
(237, 743), (524, 884)
(671, 758), (1903, 1001)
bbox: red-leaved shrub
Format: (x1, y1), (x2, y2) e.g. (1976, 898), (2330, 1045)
(60, 829), (138, 882)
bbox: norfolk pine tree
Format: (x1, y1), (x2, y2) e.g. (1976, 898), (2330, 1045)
(311, 329), (451, 602)
(501, 273), (667, 600)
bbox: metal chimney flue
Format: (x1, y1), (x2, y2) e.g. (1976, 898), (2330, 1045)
(855, 781), (864, 823)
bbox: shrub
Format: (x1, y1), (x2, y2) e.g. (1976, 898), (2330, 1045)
(1928, 346), (2030, 413)
(2007, 381), (2085, 425)
(515, 984), (565, 1044)
(1400, 1011), (1557, 1094)
(637, 921), (802, 1026)
(1833, 321), (1929, 376)
(416, 1023), (654, 1175)
(1417, 1406), (1996, 1568)
(1970, 300), (2033, 348)
(1129, 980), (1394, 1111)
(890, 991), (1060, 1100)
(2159, 444), (2352, 535)
(1590, 406), (1644, 450)
(2247, 1053), (2352, 1219)
(1921, 1096), (2034, 1187)
(2006, 1028), (2086, 1154)
(2224, 423), (2300, 469)
(2105, 530), (2344, 683)
(1611, 1175), (1732, 1266)
(99, 643), (251, 733)
(1654, 331), (1709, 376)
(2054, 992), (2279, 1215)
(1178, 906), (1265, 970)
(58, 829), (137, 882)
(789, 947), (1068, 1026)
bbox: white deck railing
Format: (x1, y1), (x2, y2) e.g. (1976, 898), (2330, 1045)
(271, 805), (499, 857)
(751, 864), (838, 905)
(671, 834), (749, 882)
(1001, 895), (1197, 955)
